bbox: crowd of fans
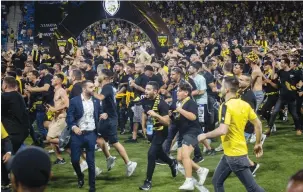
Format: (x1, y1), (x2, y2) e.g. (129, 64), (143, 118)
(79, 20), (149, 46)
(1, 1), (303, 192)
(17, 2), (35, 46)
(148, 1), (303, 46)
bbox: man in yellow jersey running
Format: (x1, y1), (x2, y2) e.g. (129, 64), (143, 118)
(197, 76), (265, 192)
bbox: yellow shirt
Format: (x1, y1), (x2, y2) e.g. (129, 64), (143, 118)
(1, 123), (9, 139)
(163, 65), (169, 73)
(219, 98), (257, 156)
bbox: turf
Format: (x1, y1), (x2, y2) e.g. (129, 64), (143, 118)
(26, 119), (302, 192)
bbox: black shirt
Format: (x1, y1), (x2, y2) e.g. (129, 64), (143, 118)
(182, 44), (196, 58)
(134, 73), (149, 97)
(202, 71), (216, 97)
(84, 69), (96, 82)
(142, 97), (169, 133)
(203, 44), (212, 59)
(263, 73), (278, 94)
(101, 83), (117, 118)
(175, 99), (201, 136)
(239, 88), (256, 134)
(69, 82), (82, 99)
(170, 78), (197, 110)
(277, 69), (302, 101)
(12, 53), (27, 69)
(149, 74), (164, 88)
(210, 43), (222, 56)
(38, 74), (54, 105)
(1, 91), (30, 135)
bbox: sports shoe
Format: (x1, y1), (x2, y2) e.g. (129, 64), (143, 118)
(54, 158), (66, 165)
(271, 124), (277, 133)
(48, 149), (55, 153)
(249, 133), (256, 143)
(178, 163), (185, 176)
(250, 163), (260, 176)
(170, 159), (178, 177)
(205, 149), (216, 156)
(95, 167), (102, 177)
(139, 180), (152, 191)
(197, 167), (209, 185)
(261, 134), (267, 145)
(215, 144), (223, 152)
(193, 178), (209, 192)
(179, 178), (195, 191)
(120, 129), (126, 135)
(126, 161), (137, 176)
(155, 159), (166, 165)
(74, 161), (88, 175)
(107, 156), (117, 171)
(296, 130), (302, 136)
(170, 142), (178, 152)
(193, 156), (204, 163)
(124, 138), (138, 143)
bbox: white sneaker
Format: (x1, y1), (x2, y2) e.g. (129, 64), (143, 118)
(249, 134), (256, 143)
(95, 167), (102, 177)
(215, 144), (223, 152)
(193, 178), (209, 192)
(271, 124), (277, 133)
(48, 149), (54, 153)
(74, 161), (88, 175)
(107, 156), (116, 171)
(197, 167), (209, 185)
(59, 148), (64, 152)
(171, 142), (178, 152)
(179, 178), (195, 191)
(126, 161), (137, 177)
(261, 134), (267, 145)
(178, 163), (185, 176)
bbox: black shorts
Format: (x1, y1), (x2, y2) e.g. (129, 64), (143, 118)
(177, 134), (198, 148)
(97, 118), (118, 144)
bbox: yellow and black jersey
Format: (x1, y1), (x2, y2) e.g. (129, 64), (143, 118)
(219, 98), (257, 156)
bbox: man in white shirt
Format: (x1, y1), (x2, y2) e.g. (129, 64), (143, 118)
(67, 80), (103, 192)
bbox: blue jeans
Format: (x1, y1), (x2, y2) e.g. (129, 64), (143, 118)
(269, 97), (301, 130)
(71, 131), (97, 191)
(253, 91), (264, 111)
(212, 155), (265, 192)
(36, 111), (47, 137)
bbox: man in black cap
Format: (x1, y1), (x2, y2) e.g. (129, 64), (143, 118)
(8, 146), (51, 192)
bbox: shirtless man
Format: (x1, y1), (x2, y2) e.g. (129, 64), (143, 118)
(246, 51), (264, 110)
(164, 46), (184, 60)
(46, 73), (69, 164)
(245, 51), (264, 143)
(118, 42), (132, 61)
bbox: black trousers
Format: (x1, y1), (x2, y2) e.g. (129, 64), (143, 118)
(146, 131), (173, 181)
(117, 99), (128, 131)
(260, 94), (279, 123)
(269, 97), (302, 130)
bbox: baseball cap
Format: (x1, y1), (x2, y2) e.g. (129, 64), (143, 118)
(7, 146), (51, 188)
(38, 63), (49, 71)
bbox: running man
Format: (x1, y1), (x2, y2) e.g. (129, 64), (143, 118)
(198, 76), (265, 192)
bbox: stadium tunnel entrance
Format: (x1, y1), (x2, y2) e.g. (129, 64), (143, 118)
(50, 1), (173, 57)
